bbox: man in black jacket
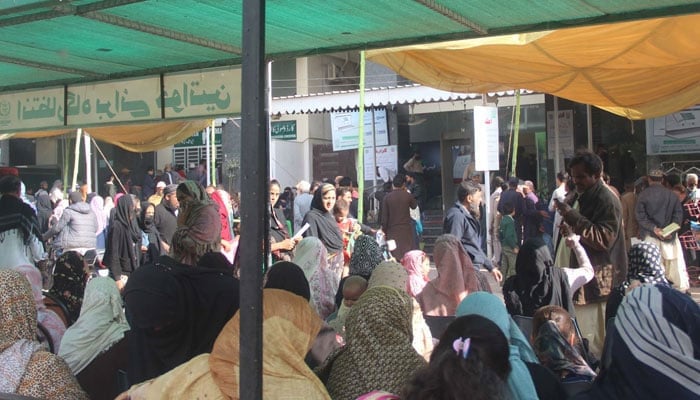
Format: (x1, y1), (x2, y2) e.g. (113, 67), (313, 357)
(154, 184), (179, 252)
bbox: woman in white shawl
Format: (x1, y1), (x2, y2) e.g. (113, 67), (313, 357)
(293, 236), (338, 319)
(59, 277), (130, 400)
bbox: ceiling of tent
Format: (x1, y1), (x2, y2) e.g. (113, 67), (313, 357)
(367, 14), (700, 120)
(2, 0), (700, 94)
(2, 0), (700, 150)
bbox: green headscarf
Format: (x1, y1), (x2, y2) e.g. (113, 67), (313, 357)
(456, 292), (539, 400)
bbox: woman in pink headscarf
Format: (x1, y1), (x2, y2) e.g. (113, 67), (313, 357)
(11, 264), (67, 353)
(400, 250), (430, 298)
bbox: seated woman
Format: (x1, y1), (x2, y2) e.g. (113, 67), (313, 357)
(11, 264), (66, 353)
(532, 305), (596, 384)
(118, 289), (331, 400)
(0, 270), (87, 399)
(605, 241), (672, 323)
(367, 261), (433, 360)
(124, 185), (240, 385)
(294, 236), (339, 319)
(503, 234), (593, 318)
(457, 292), (566, 400)
(418, 234), (483, 316)
(59, 277), (130, 400)
(574, 285), (700, 400)
(401, 250), (430, 298)
(403, 315), (512, 400)
(317, 286), (427, 400)
(48, 250), (89, 326)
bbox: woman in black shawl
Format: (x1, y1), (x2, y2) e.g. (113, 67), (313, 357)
(104, 194), (141, 290)
(502, 237), (574, 317)
(123, 187), (239, 385)
(48, 250), (88, 325)
(302, 183), (344, 284)
(138, 202), (162, 265)
(35, 192), (53, 234)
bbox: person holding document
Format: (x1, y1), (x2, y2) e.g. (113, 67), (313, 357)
(635, 168), (689, 293)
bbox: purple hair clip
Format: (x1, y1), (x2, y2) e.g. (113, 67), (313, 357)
(452, 337), (471, 359)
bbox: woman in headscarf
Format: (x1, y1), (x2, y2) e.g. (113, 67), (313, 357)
(264, 261), (312, 301)
(104, 194), (141, 291)
(294, 236), (338, 319)
(264, 261), (340, 369)
(210, 189), (234, 260)
(502, 237), (575, 318)
(418, 234), (483, 316)
(172, 180), (222, 266)
(59, 277), (130, 400)
(269, 180), (296, 262)
(367, 261), (434, 360)
(605, 241), (672, 323)
(11, 264), (66, 353)
(123, 198), (239, 385)
(403, 315), (512, 400)
(401, 249), (430, 298)
(118, 289), (330, 400)
(0, 269), (88, 399)
(48, 250), (88, 325)
(457, 292), (565, 400)
(0, 175), (45, 269)
(35, 192), (53, 234)
(317, 286), (427, 400)
(90, 194), (108, 250)
(532, 305), (596, 386)
(302, 183), (344, 280)
(49, 199), (69, 230)
(574, 285), (700, 400)
(335, 234), (385, 308)
(49, 179), (64, 205)
(138, 202), (162, 265)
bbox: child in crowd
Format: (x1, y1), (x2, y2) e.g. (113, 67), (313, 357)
(334, 198), (362, 265)
(499, 202), (518, 280)
(327, 275), (368, 337)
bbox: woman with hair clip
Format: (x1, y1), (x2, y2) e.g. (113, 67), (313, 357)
(403, 314), (512, 400)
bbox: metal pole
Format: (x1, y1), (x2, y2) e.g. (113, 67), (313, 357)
(554, 96), (560, 173)
(211, 119), (217, 187)
(357, 51), (366, 223)
(205, 126), (211, 187)
(240, 0), (266, 398)
(587, 104), (593, 151)
(83, 132), (92, 193)
(71, 128), (82, 192)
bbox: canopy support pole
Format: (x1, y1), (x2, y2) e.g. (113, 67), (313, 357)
(240, 0), (266, 398)
(90, 137), (127, 194)
(71, 128), (82, 193)
(587, 104), (593, 151)
(83, 131), (92, 193)
(211, 119), (217, 187)
(357, 51), (366, 223)
(554, 96), (560, 173)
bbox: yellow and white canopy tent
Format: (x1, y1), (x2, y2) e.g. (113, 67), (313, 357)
(367, 14), (700, 120)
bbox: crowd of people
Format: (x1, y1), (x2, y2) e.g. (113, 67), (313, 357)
(0, 148), (698, 400)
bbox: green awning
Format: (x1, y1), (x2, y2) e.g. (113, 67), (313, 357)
(1, 0), (700, 93)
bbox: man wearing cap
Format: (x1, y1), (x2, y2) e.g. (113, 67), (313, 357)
(148, 181), (166, 206)
(636, 168), (689, 292)
(154, 184), (179, 251)
(43, 190), (98, 254)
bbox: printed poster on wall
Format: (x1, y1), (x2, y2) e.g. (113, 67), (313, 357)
(331, 109), (388, 151)
(363, 145), (397, 181)
(546, 110), (574, 172)
(646, 105), (700, 155)
(473, 106), (500, 171)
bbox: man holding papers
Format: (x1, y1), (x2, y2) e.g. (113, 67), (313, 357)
(636, 168), (689, 292)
